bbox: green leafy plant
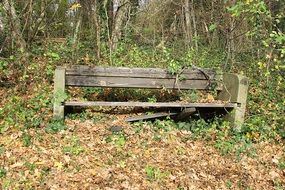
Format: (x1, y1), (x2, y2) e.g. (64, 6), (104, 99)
(209, 23), (217, 32)
(180, 90), (199, 102)
(25, 162), (36, 173)
(83, 87), (103, 98)
(46, 64), (54, 79)
(0, 60), (8, 75)
(0, 145), (5, 155)
(63, 136), (84, 155)
(145, 165), (168, 181)
(226, 180), (233, 189)
(133, 121), (145, 134)
(147, 95), (157, 103)
(54, 90), (68, 106)
(278, 159), (285, 170)
(105, 133), (127, 148)
(214, 139), (236, 156)
(45, 118), (66, 133)
(45, 52), (61, 61)
(0, 168), (7, 178)
(167, 61), (182, 75)
(22, 133), (32, 147)
(1, 179), (11, 190)
(153, 118), (175, 132)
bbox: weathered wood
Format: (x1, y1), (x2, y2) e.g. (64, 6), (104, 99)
(65, 66), (219, 80)
(53, 68), (66, 119)
(65, 101), (237, 108)
(52, 65), (249, 127)
(125, 112), (178, 122)
(175, 108), (196, 120)
(65, 75), (220, 90)
(218, 73), (249, 129)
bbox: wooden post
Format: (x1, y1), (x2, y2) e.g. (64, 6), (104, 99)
(218, 73), (249, 129)
(53, 67), (66, 119)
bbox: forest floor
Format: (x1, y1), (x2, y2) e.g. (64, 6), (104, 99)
(0, 110), (285, 190)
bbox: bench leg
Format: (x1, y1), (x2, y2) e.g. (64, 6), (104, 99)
(218, 73), (249, 129)
(53, 68), (66, 119)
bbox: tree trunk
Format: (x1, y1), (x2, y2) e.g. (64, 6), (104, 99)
(225, 16), (235, 70)
(210, 0), (219, 47)
(21, 0), (33, 44)
(2, 0), (26, 53)
(190, 0), (198, 50)
(111, 0), (130, 51)
(108, 0), (114, 35)
(71, 12), (82, 61)
(0, 14), (3, 33)
(90, 0), (101, 59)
(184, 0), (192, 47)
(130, 0), (139, 16)
(29, 0), (46, 44)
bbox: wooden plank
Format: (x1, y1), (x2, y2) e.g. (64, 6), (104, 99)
(65, 66), (219, 80)
(53, 68), (66, 119)
(125, 112), (178, 122)
(176, 108), (196, 120)
(65, 101), (237, 108)
(65, 75), (219, 90)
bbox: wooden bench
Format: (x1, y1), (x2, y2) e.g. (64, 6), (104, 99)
(53, 65), (249, 128)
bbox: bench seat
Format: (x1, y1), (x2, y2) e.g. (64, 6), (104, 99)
(64, 101), (237, 108)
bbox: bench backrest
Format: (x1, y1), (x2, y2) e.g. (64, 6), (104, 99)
(63, 65), (222, 90)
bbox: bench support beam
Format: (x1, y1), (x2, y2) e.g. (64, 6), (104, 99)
(218, 73), (249, 129)
(53, 68), (66, 119)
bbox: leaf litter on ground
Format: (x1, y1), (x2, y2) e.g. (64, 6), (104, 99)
(0, 114), (285, 189)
